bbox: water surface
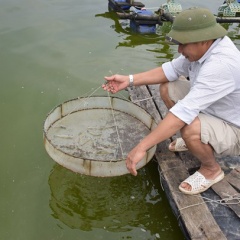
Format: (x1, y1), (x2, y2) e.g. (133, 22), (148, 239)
(0, 1), (239, 239)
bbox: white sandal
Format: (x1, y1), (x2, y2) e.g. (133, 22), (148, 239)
(169, 138), (188, 152)
(179, 171), (225, 195)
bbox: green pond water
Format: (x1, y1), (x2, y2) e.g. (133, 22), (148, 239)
(0, 1), (240, 239)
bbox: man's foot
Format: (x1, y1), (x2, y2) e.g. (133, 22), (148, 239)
(179, 170), (224, 195)
(169, 138), (188, 152)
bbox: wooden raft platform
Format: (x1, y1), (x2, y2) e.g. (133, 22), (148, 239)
(128, 84), (240, 240)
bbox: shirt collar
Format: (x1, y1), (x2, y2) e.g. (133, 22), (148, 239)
(197, 37), (223, 64)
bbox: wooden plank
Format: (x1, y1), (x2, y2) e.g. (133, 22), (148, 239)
(156, 152), (227, 240)
(128, 85), (162, 124)
(147, 84), (169, 118)
(211, 180), (240, 218)
(211, 168), (240, 218)
(225, 167), (240, 191)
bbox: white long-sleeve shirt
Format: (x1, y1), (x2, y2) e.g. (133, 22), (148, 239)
(162, 36), (240, 128)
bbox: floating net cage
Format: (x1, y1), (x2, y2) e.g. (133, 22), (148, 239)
(43, 96), (157, 177)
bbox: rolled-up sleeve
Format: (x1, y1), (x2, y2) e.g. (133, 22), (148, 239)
(162, 55), (190, 81)
(169, 58), (235, 125)
(170, 101), (200, 124)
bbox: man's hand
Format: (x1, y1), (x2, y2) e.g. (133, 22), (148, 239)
(126, 146), (146, 176)
(102, 74), (129, 93)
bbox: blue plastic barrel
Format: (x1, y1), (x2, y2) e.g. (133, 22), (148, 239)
(130, 8), (156, 34)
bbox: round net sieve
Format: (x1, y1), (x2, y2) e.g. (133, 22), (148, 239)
(43, 96), (157, 177)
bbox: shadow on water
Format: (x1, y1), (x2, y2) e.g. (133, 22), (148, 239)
(48, 160), (184, 239)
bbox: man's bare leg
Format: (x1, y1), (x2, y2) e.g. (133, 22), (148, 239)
(180, 118), (222, 191)
(159, 82), (222, 191)
(159, 83), (175, 109)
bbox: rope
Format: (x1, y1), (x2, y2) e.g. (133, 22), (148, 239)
(107, 91), (125, 159)
(177, 194), (240, 212)
(53, 83), (154, 160)
(53, 85), (102, 127)
(159, 167), (240, 211)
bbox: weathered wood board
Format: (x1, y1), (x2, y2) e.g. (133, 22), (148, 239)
(212, 167), (240, 218)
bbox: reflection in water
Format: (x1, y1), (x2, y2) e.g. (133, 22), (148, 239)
(95, 11), (175, 64)
(95, 12), (164, 48)
(95, 12), (129, 35)
(48, 162), (181, 237)
(49, 163), (160, 232)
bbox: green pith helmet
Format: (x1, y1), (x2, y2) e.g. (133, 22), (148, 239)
(166, 7), (227, 44)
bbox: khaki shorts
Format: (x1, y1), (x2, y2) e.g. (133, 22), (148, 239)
(168, 79), (240, 156)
